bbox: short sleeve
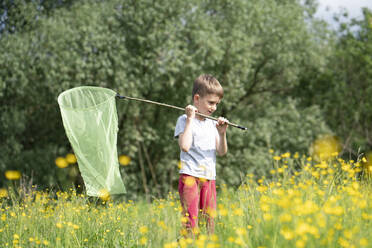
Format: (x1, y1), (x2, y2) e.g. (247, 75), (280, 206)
(174, 115), (187, 138)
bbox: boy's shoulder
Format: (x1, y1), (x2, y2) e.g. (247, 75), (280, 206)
(176, 114), (187, 122)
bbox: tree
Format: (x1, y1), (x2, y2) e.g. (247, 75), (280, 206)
(296, 8), (372, 157)
(0, 0), (331, 197)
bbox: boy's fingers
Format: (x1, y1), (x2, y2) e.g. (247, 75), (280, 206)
(217, 117), (229, 125)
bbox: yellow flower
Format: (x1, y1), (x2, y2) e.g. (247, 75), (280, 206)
(98, 189), (110, 201)
(360, 238), (369, 247)
(280, 227), (294, 240)
(119, 155), (131, 166)
(5, 170), (21, 180)
(65, 153), (77, 164)
(256, 185), (268, 193)
(296, 239), (306, 248)
(139, 226), (148, 234)
(263, 213), (272, 220)
(279, 213), (292, 223)
(311, 135), (341, 161)
(0, 188), (8, 198)
(184, 177), (196, 187)
(273, 156), (281, 161)
(228, 237), (235, 243)
(233, 208), (244, 216)
(206, 207), (217, 218)
(281, 152), (291, 158)
(178, 161), (183, 169)
(219, 208), (228, 216)
(55, 157), (68, 168)
(56, 223), (63, 228)
(139, 237), (147, 245)
(235, 227), (247, 235)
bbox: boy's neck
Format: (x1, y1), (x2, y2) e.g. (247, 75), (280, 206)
(195, 114), (205, 121)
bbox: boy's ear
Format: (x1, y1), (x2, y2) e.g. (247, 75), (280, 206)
(193, 94), (200, 103)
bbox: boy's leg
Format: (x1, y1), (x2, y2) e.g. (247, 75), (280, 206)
(178, 174), (200, 235)
(199, 179), (217, 234)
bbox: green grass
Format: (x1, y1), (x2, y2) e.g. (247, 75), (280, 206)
(1, 154), (372, 248)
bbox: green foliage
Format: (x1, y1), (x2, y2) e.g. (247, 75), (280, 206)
(296, 8), (372, 157)
(1, 0), (336, 197)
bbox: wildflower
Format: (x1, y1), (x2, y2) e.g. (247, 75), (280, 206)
(360, 238), (369, 247)
(280, 227), (294, 240)
(219, 206), (228, 216)
(0, 188), (8, 198)
(178, 161), (183, 169)
(311, 135), (341, 161)
(273, 156), (281, 161)
(5, 170), (21, 180)
(281, 152), (291, 158)
(56, 223), (63, 228)
(256, 185), (267, 193)
(228, 237), (235, 243)
(65, 153), (77, 164)
(296, 239), (306, 248)
(210, 234), (218, 242)
(206, 207), (217, 218)
(233, 208), (244, 216)
(55, 157), (68, 168)
(98, 189), (110, 201)
(279, 213), (292, 222)
(338, 237), (350, 247)
(184, 177), (196, 187)
(294, 152), (299, 159)
(119, 155), (131, 166)
(139, 236), (147, 245)
(235, 227), (247, 235)
(139, 226), (148, 234)
(263, 213), (272, 221)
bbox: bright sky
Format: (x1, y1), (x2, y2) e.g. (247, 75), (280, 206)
(315, 0), (372, 28)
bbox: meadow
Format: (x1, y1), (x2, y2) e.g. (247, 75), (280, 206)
(1, 151), (372, 248)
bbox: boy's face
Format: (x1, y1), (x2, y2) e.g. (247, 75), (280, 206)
(193, 93), (221, 118)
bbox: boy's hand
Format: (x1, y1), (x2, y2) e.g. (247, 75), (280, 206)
(216, 117), (229, 134)
(185, 105), (197, 120)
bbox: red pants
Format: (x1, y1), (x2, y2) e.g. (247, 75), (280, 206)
(178, 174), (217, 234)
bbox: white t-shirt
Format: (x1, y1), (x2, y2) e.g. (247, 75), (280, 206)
(174, 114), (219, 180)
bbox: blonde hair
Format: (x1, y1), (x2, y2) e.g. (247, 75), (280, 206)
(192, 74), (223, 100)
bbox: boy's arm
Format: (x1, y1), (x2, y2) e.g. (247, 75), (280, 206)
(216, 117), (228, 156)
(178, 105), (196, 152)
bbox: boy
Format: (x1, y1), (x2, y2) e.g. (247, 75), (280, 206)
(174, 74), (228, 235)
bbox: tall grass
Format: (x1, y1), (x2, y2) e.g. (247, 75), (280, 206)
(1, 153), (371, 248)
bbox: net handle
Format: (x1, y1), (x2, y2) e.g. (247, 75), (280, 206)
(116, 94), (247, 130)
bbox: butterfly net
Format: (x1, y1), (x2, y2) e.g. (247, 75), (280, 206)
(57, 86), (126, 197)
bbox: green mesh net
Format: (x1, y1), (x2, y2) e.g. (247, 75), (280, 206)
(58, 86), (126, 197)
